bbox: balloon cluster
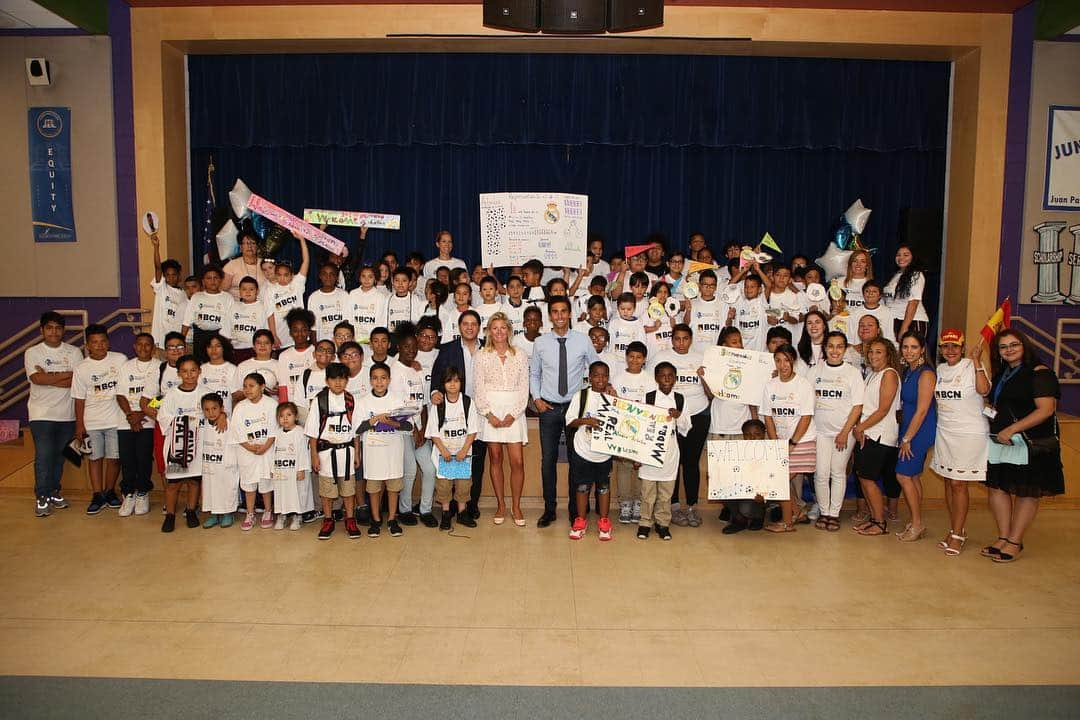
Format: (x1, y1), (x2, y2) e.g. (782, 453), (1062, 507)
(815, 199), (874, 280)
(214, 178), (292, 262)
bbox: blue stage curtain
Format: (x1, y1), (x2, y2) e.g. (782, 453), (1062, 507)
(189, 53), (948, 317)
(189, 54), (948, 152)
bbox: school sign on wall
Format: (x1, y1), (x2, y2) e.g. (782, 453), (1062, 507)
(1044, 105), (1080, 211)
(28, 107), (76, 243)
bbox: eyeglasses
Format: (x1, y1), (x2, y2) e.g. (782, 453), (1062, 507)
(341, 352), (362, 359)
(997, 342), (1022, 351)
(315, 348), (334, 354)
(165, 345), (185, 351)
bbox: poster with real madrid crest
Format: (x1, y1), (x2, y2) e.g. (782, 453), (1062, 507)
(702, 346), (775, 406)
(479, 192), (588, 268)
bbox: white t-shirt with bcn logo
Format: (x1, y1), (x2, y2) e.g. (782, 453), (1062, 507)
(24, 341), (83, 422)
(424, 395), (478, 476)
(182, 291), (234, 337)
(760, 375), (816, 442)
(71, 352), (127, 431)
(117, 357), (158, 429)
(308, 288), (351, 342)
(262, 274), (307, 348)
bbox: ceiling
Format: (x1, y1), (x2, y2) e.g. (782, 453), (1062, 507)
(0, 0), (74, 29)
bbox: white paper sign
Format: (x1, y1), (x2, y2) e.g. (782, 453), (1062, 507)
(702, 346), (775, 405)
(1044, 106), (1080, 211)
(479, 192), (588, 268)
(589, 393), (674, 468)
(707, 439), (790, 500)
(303, 209), (401, 230)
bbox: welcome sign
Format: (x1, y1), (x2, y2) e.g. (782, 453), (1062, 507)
(1044, 105), (1080, 211)
(28, 107), (76, 242)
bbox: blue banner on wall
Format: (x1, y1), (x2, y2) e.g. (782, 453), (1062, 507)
(28, 107), (76, 243)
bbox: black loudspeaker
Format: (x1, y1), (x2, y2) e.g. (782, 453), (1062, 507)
(608, 0), (663, 32)
(541, 0), (607, 33)
(898, 207), (944, 269)
(484, 0), (540, 32)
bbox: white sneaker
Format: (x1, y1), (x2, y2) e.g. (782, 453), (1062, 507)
(807, 503), (821, 522)
(134, 492), (150, 516)
(274, 513), (287, 530)
(632, 500), (641, 521)
(289, 514), (302, 531)
(118, 493), (136, 517)
(618, 501), (633, 524)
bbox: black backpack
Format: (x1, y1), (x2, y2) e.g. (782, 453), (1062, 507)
(316, 387), (355, 437)
(436, 395), (471, 430)
(646, 389), (685, 414)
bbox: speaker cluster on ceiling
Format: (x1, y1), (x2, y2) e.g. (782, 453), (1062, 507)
(483, 0), (663, 34)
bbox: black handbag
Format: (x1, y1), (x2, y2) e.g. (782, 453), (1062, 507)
(1020, 416), (1060, 458)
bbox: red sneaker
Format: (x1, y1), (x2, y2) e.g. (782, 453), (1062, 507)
(345, 517), (362, 539)
(569, 517), (586, 540)
(598, 516), (613, 541)
(317, 518), (335, 540)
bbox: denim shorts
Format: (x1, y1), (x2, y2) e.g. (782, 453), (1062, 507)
(86, 428), (120, 461)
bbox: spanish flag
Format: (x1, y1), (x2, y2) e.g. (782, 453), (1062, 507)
(980, 298), (1011, 345)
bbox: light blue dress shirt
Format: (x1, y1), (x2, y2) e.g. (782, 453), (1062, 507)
(529, 329), (599, 404)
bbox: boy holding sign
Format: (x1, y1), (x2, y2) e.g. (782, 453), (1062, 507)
(565, 361), (615, 541)
(636, 362), (685, 541)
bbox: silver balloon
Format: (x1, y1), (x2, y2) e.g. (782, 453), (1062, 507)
(815, 244), (853, 281)
(229, 178), (253, 219)
(215, 219), (240, 261)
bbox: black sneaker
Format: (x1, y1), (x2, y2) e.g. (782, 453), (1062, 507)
(388, 519), (403, 537)
(718, 506), (731, 522)
(367, 520), (381, 538)
(318, 519), (335, 540)
(397, 511), (418, 526)
(748, 517), (764, 531)
(636, 526), (650, 540)
(184, 509), (200, 528)
(420, 512), (439, 528)
(466, 502), (481, 520)
(345, 518), (361, 539)
(355, 505), (372, 525)
(104, 490), (123, 509)
(457, 512), (477, 528)
(439, 513), (452, 531)
(48, 494), (69, 509)
(656, 525), (672, 541)
(537, 511), (556, 528)
(161, 513), (176, 533)
(332, 508), (344, 521)
(35, 498), (50, 517)
(301, 510), (321, 524)
(86, 493), (106, 515)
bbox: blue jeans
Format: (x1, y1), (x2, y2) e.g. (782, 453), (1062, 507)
(415, 439), (436, 514)
(30, 420), (74, 500)
(538, 402), (577, 518)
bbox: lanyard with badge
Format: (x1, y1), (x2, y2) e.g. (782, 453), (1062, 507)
(986, 365), (1020, 420)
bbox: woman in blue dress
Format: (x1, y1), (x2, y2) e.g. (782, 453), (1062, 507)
(894, 331), (937, 541)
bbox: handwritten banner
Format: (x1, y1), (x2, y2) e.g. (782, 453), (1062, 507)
(246, 194), (346, 255)
(590, 393), (674, 468)
(303, 208), (401, 230)
(702, 346), (775, 405)
(707, 439), (790, 500)
(28, 107), (75, 242)
(479, 192), (588, 268)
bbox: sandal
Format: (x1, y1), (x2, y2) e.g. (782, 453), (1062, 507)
(896, 524), (926, 543)
(792, 506), (811, 525)
(850, 508), (870, 525)
(980, 537), (1009, 558)
(851, 519), (873, 533)
(765, 521), (796, 533)
(814, 516), (829, 530)
(856, 519), (887, 536)
(826, 516), (840, 532)
(992, 539), (1023, 563)
(943, 531), (967, 556)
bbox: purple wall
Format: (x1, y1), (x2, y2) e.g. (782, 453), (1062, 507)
(997, 2), (1079, 415)
(0, 0), (139, 337)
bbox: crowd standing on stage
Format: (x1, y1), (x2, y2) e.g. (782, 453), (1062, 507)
(25, 226), (1064, 561)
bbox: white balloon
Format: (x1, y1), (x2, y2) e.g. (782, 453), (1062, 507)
(229, 178), (253, 219)
(216, 219), (240, 261)
(815, 244), (852, 281)
(844, 199), (872, 235)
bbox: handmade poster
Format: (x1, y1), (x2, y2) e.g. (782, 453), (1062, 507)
(303, 209), (401, 230)
(590, 393), (674, 468)
(702, 346), (775, 405)
(479, 192), (588, 268)
(707, 439), (789, 500)
(246, 194), (346, 255)
(1044, 106), (1080, 211)
(28, 108), (75, 242)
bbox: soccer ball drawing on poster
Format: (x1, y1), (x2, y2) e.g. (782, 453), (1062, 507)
(483, 204), (507, 262)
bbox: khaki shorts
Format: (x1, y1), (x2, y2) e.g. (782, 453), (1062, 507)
(365, 477), (403, 494)
(435, 477), (472, 505)
(319, 474), (356, 499)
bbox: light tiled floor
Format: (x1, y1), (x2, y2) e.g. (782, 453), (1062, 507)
(1, 495), (1078, 686)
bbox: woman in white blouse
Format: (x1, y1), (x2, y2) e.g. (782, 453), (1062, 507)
(851, 338), (901, 536)
(474, 313), (530, 526)
(882, 244), (929, 339)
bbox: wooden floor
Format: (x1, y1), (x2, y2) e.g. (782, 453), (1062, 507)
(2, 495), (1078, 687)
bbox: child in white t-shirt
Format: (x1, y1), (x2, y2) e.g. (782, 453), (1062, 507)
(308, 262), (351, 343)
(609, 342), (654, 525)
(425, 367), (478, 532)
(636, 361), (686, 541)
(230, 276), (267, 363)
(264, 233), (309, 349)
(277, 308), (316, 409)
(607, 293), (647, 376)
(71, 325), (127, 514)
(149, 232), (187, 351)
(357, 363), (408, 538)
(154, 355), (205, 533)
(305, 362), (362, 540)
(231, 371), (279, 531)
(565, 361), (615, 542)
(271, 402), (313, 530)
(348, 266), (388, 343)
(199, 393), (239, 529)
(182, 265), (235, 362)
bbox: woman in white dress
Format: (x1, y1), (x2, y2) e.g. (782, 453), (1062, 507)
(930, 329), (990, 555)
(474, 312), (530, 526)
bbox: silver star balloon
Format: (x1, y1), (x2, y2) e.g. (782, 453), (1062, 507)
(815, 244), (852, 281)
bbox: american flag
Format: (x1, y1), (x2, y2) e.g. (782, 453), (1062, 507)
(200, 156), (216, 265)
